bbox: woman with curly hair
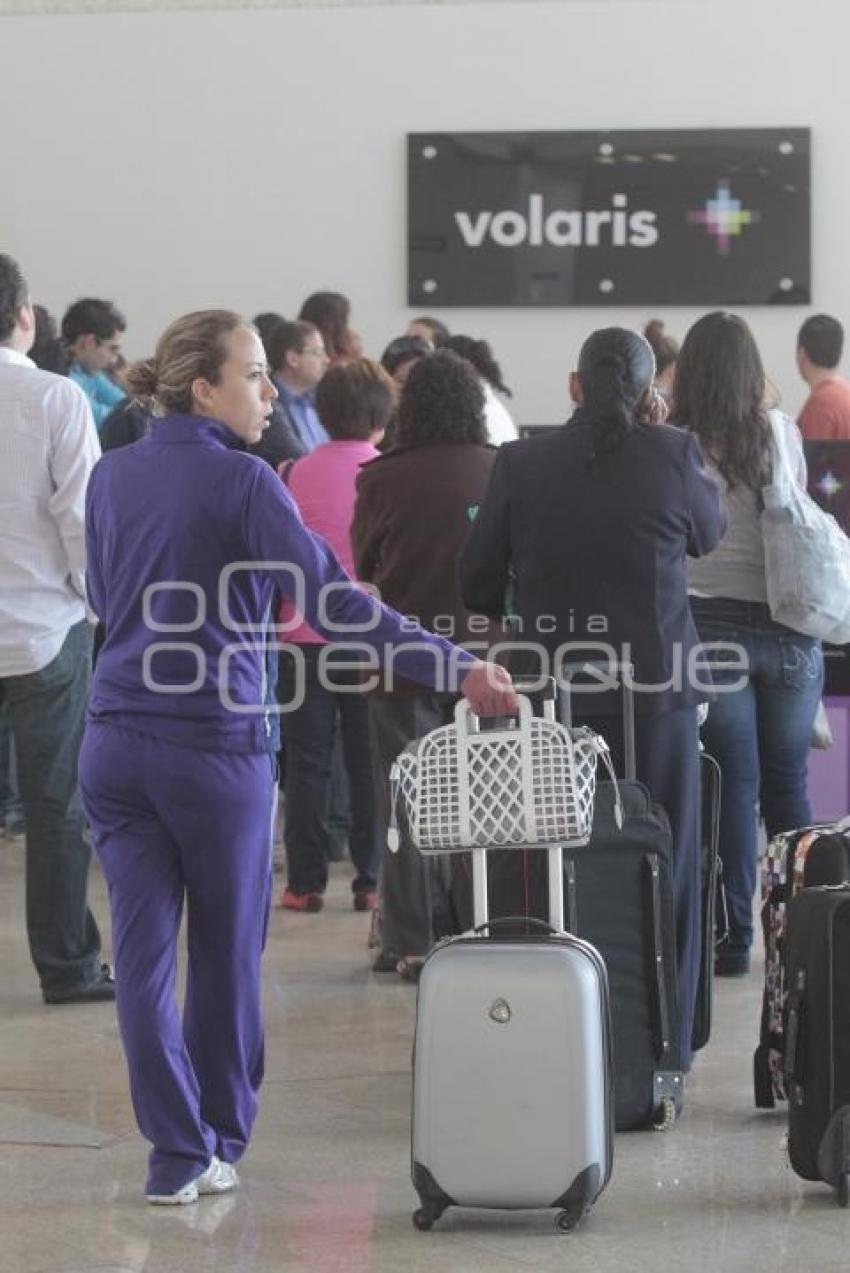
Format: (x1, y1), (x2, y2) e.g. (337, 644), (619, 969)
(351, 350), (499, 979)
(443, 333), (518, 446)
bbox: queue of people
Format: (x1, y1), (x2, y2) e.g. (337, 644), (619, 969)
(0, 246), (845, 1203)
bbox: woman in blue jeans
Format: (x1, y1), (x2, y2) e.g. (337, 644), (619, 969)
(675, 312), (824, 975)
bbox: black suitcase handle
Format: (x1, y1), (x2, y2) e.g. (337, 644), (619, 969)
(474, 916), (557, 938)
(785, 968), (806, 1098)
(557, 660), (636, 780)
(644, 851), (673, 1063)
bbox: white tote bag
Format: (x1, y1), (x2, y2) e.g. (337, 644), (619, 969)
(389, 696), (620, 852)
(761, 412), (850, 644)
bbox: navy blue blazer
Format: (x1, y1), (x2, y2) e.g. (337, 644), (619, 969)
(459, 414), (726, 714)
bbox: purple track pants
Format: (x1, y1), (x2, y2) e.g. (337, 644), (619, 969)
(79, 722), (274, 1195)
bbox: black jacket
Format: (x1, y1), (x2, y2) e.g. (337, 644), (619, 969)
(352, 442), (500, 692)
(459, 415), (726, 713)
(99, 399), (150, 451)
(247, 398), (306, 470)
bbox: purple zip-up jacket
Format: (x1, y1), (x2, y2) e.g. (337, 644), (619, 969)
(85, 416), (475, 753)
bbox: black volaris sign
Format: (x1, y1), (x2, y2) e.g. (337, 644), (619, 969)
(407, 129), (811, 307)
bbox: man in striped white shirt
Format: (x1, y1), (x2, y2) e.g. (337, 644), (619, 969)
(0, 255), (113, 1004)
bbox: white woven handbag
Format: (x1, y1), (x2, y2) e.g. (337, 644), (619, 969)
(389, 695), (620, 853)
(762, 411), (850, 644)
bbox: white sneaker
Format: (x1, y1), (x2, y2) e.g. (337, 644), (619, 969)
(195, 1156), (240, 1196)
(146, 1156), (239, 1206)
(146, 1179), (200, 1207)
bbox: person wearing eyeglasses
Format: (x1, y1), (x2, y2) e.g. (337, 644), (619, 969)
(61, 297), (127, 432)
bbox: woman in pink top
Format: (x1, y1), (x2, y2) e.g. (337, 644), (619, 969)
(276, 361), (394, 913)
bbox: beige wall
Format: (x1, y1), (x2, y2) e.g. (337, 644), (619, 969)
(2, 0), (555, 12)
(0, 0), (845, 423)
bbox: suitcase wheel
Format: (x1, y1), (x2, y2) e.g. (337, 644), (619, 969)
(651, 1097), (677, 1132)
(753, 1045), (777, 1110)
(412, 1203), (445, 1231)
(837, 1174), (850, 1209)
(555, 1207), (583, 1234)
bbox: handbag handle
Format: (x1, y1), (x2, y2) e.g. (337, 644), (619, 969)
(453, 691), (534, 738)
(454, 693), (538, 845)
(765, 410), (802, 500)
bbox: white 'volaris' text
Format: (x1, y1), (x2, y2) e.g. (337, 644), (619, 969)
(455, 193), (659, 249)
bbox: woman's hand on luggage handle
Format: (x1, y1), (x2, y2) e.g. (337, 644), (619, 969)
(461, 661), (519, 717)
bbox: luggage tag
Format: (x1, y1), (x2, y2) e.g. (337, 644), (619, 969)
(388, 759), (403, 853)
(575, 729), (624, 831)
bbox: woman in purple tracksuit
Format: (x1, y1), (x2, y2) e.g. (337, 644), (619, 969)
(79, 310), (516, 1206)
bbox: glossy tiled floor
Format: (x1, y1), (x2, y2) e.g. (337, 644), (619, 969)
(2, 836), (849, 1273)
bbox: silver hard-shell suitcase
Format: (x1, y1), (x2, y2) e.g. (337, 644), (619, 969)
(410, 692), (614, 1233)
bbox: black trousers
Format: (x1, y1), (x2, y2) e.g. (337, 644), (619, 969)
(278, 647), (379, 896)
(1, 621), (102, 994)
(368, 693), (471, 959)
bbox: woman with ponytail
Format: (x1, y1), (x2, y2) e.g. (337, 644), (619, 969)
(78, 309), (516, 1206)
(460, 326), (726, 1069)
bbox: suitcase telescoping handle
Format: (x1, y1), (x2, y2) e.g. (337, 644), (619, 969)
(470, 677), (565, 931)
(472, 843), (565, 932)
(464, 675), (557, 733)
(557, 661), (636, 782)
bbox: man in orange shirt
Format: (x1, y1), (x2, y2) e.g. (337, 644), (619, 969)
(797, 314), (850, 440)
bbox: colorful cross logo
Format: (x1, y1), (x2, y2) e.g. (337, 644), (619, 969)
(688, 181), (759, 255)
(816, 470), (844, 502)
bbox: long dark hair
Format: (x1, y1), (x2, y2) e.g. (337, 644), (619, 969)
(298, 291), (352, 362)
(31, 304), (69, 374)
(673, 312), (770, 492)
(575, 327), (654, 457)
(443, 334), (512, 397)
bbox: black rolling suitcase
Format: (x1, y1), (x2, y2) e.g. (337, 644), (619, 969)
(487, 668), (685, 1131)
(754, 819), (850, 1108)
(564, 780), (683, 1130)
(784, 884), (850, 1206)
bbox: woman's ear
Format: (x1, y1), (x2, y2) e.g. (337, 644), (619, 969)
(569, 371), (584, 406)
(191, 376), (214, 413)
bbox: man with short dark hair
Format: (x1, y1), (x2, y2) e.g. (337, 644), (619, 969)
(797, 313), (850, 440)
(0, 255), (113, 1003)
(61, 297), (127, 431)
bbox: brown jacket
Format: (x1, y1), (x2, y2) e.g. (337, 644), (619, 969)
(351, 443), (500, 693)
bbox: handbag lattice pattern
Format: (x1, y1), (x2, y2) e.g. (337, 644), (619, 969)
(392, 697), (606, 851)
